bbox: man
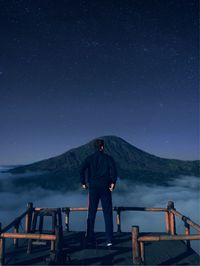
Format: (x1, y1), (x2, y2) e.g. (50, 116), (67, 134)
(80, 138), (117, 247)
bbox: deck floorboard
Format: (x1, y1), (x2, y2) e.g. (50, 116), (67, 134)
(4, 231), (200, 265)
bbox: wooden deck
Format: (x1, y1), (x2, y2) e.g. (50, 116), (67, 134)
(4, 231), (200, 265)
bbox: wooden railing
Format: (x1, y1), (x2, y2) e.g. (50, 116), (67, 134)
(131, 201), (200, 265)
(0, 203), (63, 266)
(61, 206), (167, 233)
(1, 201), (199, 265)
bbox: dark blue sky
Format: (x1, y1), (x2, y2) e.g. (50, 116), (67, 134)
(0, 0), (199, 165)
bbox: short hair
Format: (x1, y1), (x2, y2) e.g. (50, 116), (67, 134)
(94, 139), (104, 151)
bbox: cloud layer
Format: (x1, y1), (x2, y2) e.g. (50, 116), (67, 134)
(0, 170), (199, 254)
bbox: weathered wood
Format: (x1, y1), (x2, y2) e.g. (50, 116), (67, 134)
(2, 213), (26, 233)
(1, 202), (200, 265)
(57, 208), (62, 228)
(69, 207), (103, 211)
(116, 210), (121, 232)
(13, 223), (19, 248)
(165, 211), (170, 234)
(171, 209), (200, 232)
(27, 210), (38, 254)
(185, 222), (191, 249)
(25, 202), (33, 233)
(52, 212), (57, 234)
(2, 231), (200, 265)
(0, 223), (5, 266)
(169, 211), (176, 235)
(52, 225), (63, 264)
(1, 232), (56, 241)
(116, 207), (167, 212)
(65, 208), (70, 232)
(66, 207), (167, 212)
(140, 241), (145, 263)
(167, 201), (176, 235)
(39, 215), (44, 233)
(31, 211), (38, 233)
(51, 240), (55, 251)
(138, 234), (200, 242)
(0, 238), (5, 266)
(35, 207), (62, 212)
(132, 226), (142, 265)
(55, 225), (63, 251)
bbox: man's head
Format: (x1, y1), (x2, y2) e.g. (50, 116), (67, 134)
(94, 138), (104, 151)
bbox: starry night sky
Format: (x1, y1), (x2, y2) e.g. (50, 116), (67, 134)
(0, 0), (199, 165)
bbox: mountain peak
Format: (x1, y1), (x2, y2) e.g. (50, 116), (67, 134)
(7, 136), (199, 191)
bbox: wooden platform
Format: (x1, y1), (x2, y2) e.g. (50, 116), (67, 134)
(5, 231), (200, 265)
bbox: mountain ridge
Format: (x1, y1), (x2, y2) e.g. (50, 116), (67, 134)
(5, 136), (200, 191)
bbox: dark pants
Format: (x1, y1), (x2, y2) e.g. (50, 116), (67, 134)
(86, 187), (113, 241)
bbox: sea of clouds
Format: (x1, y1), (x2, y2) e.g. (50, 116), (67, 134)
(0, 166), (199, 254)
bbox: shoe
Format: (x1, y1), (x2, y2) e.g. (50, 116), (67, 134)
(106, 241), (112, 247)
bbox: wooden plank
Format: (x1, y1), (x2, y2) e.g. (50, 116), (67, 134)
(1, 233), (56, 241)
(138, 234), (200, 241)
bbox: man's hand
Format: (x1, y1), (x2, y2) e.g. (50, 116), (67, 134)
(109, 183), (115, 192)
(82, 184), (88, 190)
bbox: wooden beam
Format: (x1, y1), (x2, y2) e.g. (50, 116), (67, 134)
(171, 209), (200, 232)
(1, 232), (56, 241)
(138, 234), (200, 242)
(65, 207), (167, 212)
(2, 212), (26, 233)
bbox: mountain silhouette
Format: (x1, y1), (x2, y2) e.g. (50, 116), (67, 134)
(7, 136), (200, 191)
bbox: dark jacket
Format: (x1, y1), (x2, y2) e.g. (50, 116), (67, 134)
(80, 151), (117, 189)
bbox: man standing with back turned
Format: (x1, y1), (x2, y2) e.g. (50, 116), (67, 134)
(80, 138), (117, 247)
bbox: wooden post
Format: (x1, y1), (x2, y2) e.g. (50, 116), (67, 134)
(55, 225), (63, 251)
(57, 209), (62, 227)
(51, 240), (55, 251)
(13, 223), (19, 248)
(25, 202), (33, 233)
(132, 226), (142, 265)
(167, 201), (176, 235)
(39, 215), (44, 234)
(65, 208), (70, 232)
(165, 211), (170, 234)
(27, 211), (38, 254)
(0, 223), (5, 266)
(185, 222), (191, 249)
(116, 209), (121, 233)
(52, 212), (57, 234)
(169, 212), (176, 235)
(54, 225), (63, 264)
(140, 242), (145, 264)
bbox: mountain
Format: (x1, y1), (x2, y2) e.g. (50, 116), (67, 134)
(4, 136), (200, 191)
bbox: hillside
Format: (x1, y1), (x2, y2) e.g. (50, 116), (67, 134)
(5, 136), (200, 191)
